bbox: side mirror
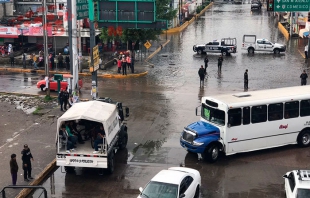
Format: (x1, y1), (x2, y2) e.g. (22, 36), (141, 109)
(283, 175), (288, 179)
(139, 187), (143, 193)
(179, 194), (185, 198)
(125, 107), (129, 117)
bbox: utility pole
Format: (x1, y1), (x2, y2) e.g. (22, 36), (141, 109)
(78, 20), (82, 73)
(43, 0), (50, 97)
(90, 21), (97, 98)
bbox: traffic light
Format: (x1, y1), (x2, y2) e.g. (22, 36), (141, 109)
(308, 12), (310, 22)
(267, 0), (274, 11)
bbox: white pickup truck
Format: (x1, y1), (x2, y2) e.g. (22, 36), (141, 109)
(241, 35), (286, 54)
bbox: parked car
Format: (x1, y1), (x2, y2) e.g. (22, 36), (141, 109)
(137, 167), (201, 198)
(36, 74), (83, 92)
(283, 170), (310, 198)
(251, 0), (262, 10)
(241, 35), (286, 54)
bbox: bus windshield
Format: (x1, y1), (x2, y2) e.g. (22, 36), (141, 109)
(201, 103), (225, 126)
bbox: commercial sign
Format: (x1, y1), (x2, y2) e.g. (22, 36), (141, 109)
(76, 0), (89, 20)
(0, 27), (19, 38)
(273, 0), (310, 12)
(90, 45), (99, 72)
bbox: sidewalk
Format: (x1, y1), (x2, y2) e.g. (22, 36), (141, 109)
(0, 39), (170, 78)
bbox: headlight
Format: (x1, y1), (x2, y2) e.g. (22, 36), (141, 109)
(193, 141), (204, 146)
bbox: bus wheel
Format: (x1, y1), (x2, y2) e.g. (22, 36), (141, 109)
(107, 151), (115, 174)
(202, 144), (219, 163)
(298, 130), (310, 147)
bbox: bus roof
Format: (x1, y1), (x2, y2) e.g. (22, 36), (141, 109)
(202, 86), (310, 107)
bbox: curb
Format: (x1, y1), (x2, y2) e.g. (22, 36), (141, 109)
(16, 159), (56, 198)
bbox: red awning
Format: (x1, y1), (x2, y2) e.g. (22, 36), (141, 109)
(0, 34), (19, 38)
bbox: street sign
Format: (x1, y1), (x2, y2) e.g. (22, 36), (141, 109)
(92, 45), (99, 72)
(76, 0), (89, 20)
(273, 0), (310, 12)
(144, 41), (151, 49)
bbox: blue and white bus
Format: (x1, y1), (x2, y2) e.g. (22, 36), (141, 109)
(180, 86), (310, 162)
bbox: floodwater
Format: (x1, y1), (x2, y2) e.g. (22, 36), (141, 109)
(0, 2), (309, 198)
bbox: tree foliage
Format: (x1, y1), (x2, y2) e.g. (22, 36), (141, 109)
(156, 0), (178, 20)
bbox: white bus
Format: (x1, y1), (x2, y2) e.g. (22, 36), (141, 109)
(180, 86), (310, 162)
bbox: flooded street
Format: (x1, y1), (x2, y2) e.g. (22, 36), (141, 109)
(1, 2), (310, 198)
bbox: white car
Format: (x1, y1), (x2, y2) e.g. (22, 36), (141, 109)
(283, 170), (310, 198)
(137, 167), (201, 198)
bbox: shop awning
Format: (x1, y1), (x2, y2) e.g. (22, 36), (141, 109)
(0, 34), (19, 38)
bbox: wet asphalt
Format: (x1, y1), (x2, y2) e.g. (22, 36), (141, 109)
(1, 2), (310, 198)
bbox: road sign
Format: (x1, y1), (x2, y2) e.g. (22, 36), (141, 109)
(144, 41), (151, 49)
(76, 0), (89, 20)
(273, 0), (310, 12)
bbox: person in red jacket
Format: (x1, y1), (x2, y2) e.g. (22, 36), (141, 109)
(126, 55), (131, 70)
(117, 58), (122, 73)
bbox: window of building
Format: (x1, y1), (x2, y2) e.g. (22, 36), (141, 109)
(301, 100), (310, 117)
(243, 107), (250, 125)
(268, 103), (283, 121)
(284, 101), (299, 119)
(228, 108), (242, 127)
(251, 105), (267, 124)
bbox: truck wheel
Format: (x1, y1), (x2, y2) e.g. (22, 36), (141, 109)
(222, 51), (228, 56)
(202, 144), (219, 163)
(40, 85), (46, 92)
(274, 49), (280, 54)
(119, 132), (128, 150)
(64, 166), (75, 173)
(194, 186), (200, 198)
(197, 49), (202, 55)
(298, 130), (310, 147)
(107, 151), (115, 174)
(248, 48), (254, 54)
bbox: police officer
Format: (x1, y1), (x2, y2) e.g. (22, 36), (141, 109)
(300, 70), (308, 86)
(21, 144), (34, 181)
(218, 55), (223, 71)
(244, 69), (248, 90)
(204, 56), (208, 74)
(63, 90), (69, 110)
(58, 89), (65, 111)
(198, 65), (205, 87)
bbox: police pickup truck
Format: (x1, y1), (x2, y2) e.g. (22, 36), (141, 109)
(193, 38), (237, 56)
(241, 35), (286, 54)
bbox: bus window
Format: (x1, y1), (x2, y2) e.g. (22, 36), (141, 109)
(284, 101), (299, 119)
(228, 108), (241, 127)
(243, 107), (250, 125)
(301, 100), (310, 117)
(268, 103), (283, 121)
(251, 105), (267, 124)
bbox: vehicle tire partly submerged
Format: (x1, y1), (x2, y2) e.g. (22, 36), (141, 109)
(194, 186), (200, 198)
(248, 48), (254, 54)
(118, 126), (128, 150)
(222, 51), (227, 56)
(107, 151), (115, 174)
(298, 130), (310, 147)
(197, 49), (202, 55)
(202, 144), (219, 163)
(40, 85), (46, 92)
(274, 49), (280, 54)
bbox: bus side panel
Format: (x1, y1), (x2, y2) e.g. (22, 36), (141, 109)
(226, 119), (300, 154)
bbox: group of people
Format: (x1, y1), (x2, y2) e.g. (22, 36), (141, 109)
(58, 121), (106, 154)
(59, 121), (85, 153)
(116, 52), (135, 75)
(58, 89), (78, 111)
(198, 54), (224, 87)
(9, 144), (35, 185)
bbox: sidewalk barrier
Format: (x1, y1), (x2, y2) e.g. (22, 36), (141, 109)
(165, 2), (214, 34)
(278, 22), (290, 40)
(16, 159), (56, 198)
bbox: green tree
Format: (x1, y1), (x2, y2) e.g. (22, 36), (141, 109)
(156, 0), (178, 20)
